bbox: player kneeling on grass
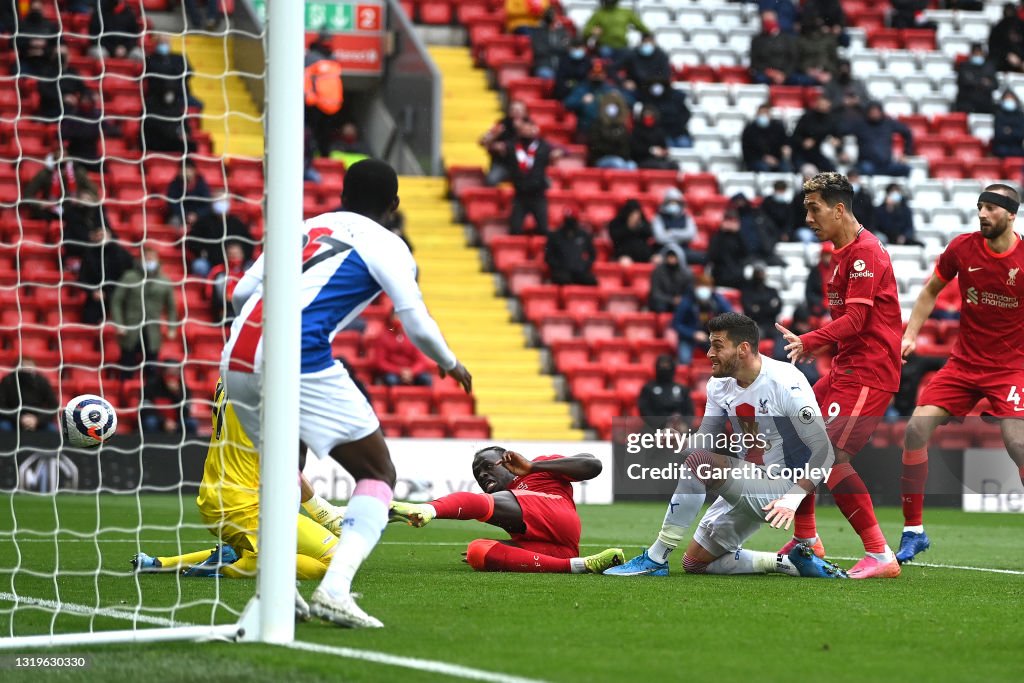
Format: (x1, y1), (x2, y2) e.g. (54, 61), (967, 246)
(605, 313), (846, 579)
(390, 447), (625, 574)
(131, 379), (347, 580)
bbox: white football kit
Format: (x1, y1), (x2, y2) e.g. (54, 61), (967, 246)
(221, 211), (457, 457)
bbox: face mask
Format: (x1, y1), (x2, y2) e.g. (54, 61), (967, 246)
(212, 199), (229, 215)
(145, 260), (160, 272)
(888, 191), (902, 203)
(649, 83), (665, 97)
(1003, 99), (1018, 111)
(662, 202), (682, 216)
(639, 43), (655, 57)
(655, 364), (675, 383)
(664, 257), (679, 270)
(604, 104), (620, 118)
(695, 286), (712, 301)
(971, 55), (985, 65)
(227, 256), (244, 268)
(763, 20), (779, 34)
(756, 115), (769, 127)
(773, 192), (787, 201)
(642, 114), (655, 126)
(156, 43), (171, 56)
(570, 48), (585, 60)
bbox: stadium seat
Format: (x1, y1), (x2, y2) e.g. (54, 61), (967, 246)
(406, 416), (449, 438)
(449, 415), (491, 439)
(377, 414), (406, 437)
(435, 391), (475, 418)
(618, 312), (660, 340)
(418, 0), (452, 25)
(583, 389), (623, 440)
(519, 284), (561, 322)
(565, 362), (608, 397)
(633, 338), (675, 367)
(577, 312), (618, 340)
(561, 285), (603, 316)
(537, 313), (576, 346)
(603, 286), (641, 314)
(593, 338), (633, 366)
(506, 262), (546, 295)
(550, 339), (591, 371)
(609, 365), (653, 400)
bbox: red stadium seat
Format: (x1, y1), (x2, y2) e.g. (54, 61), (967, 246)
(577, 311), (618, 340)
(377, 414), (406, 437)
(550, 339), (591, 371)
(537, 313), (576, 345)
(592, 262), (625, 289)
(519, 284), (562, 322)
(582, 389), (622, 440)
(603, 286), (641, 313)
(435, 391), (475, 418)
(449, 415), (491, 439)
(618, 312), (660, 339)
(900, 29), (936, 52)
(593, 338), (634, 366)
(507, 262), (546, 295)
(633, 338), (675, 367)
(418, 0), (453, 25)
(565, 362), (608, 397)
(968, 158), (1004, 180)
(406, 416), (449, 438)
(489, 235), (533, 274)
(561, 285), (603, 316)
(609, 364), (653, 399)
(867, 28), (901, 50)
(930, 159), (965, 179)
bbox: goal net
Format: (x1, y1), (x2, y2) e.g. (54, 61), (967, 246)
(0, 0), (301, 647)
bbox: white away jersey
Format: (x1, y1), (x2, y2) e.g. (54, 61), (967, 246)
(700, 356), (831, 475)
(223, 211), (423, 374)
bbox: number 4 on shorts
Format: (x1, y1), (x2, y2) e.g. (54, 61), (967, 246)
(1008, 385), (1023, 409)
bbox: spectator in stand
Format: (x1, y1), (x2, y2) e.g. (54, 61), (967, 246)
(955, 43), (998, 115)
(805, 241), (832, 318)
(791, 94), (840, 172)
(846, 169), (876, 233)
(648, 244), (693, 314)
(33, 45), (88, 119)
(608, 199), (655, 265)
(109, 244), (179, 379)
(758, 0), (799, 34)
(651, 187), (700, 265)
(0, 360), (59, 433)
(22, 145), (99, 221)
(140, 363), (198, 435)
(16, 0), (59, 77)
(617, 33), (671, 93)
(802, 0), (847, 33)
(564, 61), (634, 138)
(528, 8), (569, 80)
(888, 0), (936, 31)
(640, 80), (691, 148)
(545, 211), (597, 286)
(554, 38), (592, 100)
(796, 16), (840, 86)
(741, 265), (784, 357)
(373, 311), (434, 387)
(61, 91), (108, 172)
(586, 91), (636, 170)
(785, 304), (821, 384)
(208, 242), (252, 325)
(733, 193), (784, 267)
(706, 198), (750, 289)
(506, 0), (549, 35)
(62, 186), (112, 259)
(335, 122), (372, 157)
(749, 12), (806, 86)
(875, 183), (922, 246)
(582, 0), (650, 60)
(762, 180), (794, 242)
(637, 354), (694, 429)
(480, 100), (529, 186)
(89, 0), (144, 60)
(787, 163), (821, 244)
(989, 4), (1024, 74)
(187, 191), (254, 276)
(165, 159), (212, 227)
(507, 119), (562, 236)
(78, 226), (133, 325)
(671, 274), (733, 364)
(630, 105), (677, 171)
(0, 2), (15, 33)
(992, 90), (1024, 158)
(146, 35), (201, 112)
(304, 35), (345, 158)
(182, 0), (224, 30)
(848, 101), (914, 177)
(741, 104), (792, 173)
(823, 59), (870, 131)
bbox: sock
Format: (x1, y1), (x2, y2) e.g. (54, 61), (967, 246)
(465, 539), (571, 573)
(302, 493), (341, 525)
(649, 455), (711, 564)
(705, 550), (799, 577)
(318, 479), (392, 597)
(903, 524), (924, 533)
(156, 548), (217, 570)
(827, 462), (886, 554)
(429, 491), (493, 521)
(793, 493), (818, 540)
(900, 446), (929, 527)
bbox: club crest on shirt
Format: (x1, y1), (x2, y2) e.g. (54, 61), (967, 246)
(759, 398), (769, 414)
(1009, 267), (1019, 286)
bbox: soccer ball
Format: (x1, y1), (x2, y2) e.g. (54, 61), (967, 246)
(61, 394), (118, 448)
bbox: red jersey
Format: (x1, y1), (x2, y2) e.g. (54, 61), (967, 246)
(823, 229), (902, 392)
(510, 455), (575, 505)
(934, 232), (1024, 369)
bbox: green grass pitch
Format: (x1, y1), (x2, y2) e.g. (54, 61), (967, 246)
(1, 494), (1023, 682)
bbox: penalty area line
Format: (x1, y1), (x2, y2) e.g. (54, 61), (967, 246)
(286, 639), (549, 683)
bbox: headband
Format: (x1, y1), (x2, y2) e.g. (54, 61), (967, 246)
(978, 191), (1019, 215)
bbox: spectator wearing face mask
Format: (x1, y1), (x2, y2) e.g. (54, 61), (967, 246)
(110, 244), (180, 378)
(608, 199), (655, 265)
(741, 104), (792, 173)
(637, 354), (694, 429)
(791, 95), (841, 172)
(21, 145), (98, 222)
(89, 0), (144, 60)
(16, 0), (60, 77)
(630, 106), (677, 170)
(750, 11), (806, 86)
(651, 188), (699, 263)
(989, 3), (1024, 74)
(823, 59), (871, 131)
(586, 91), (636, 170)
(480, 100), (530, 186)
(165, 159), (212, 227)
(140, 362), (198, 435)
(648, 244), (693, 313)
(732, 193), (784, 267)
(640, 80), (691, 148)
(992, 91), (1024, 157)
(875, 184), (921, 246)
(145, 35), (202, 112)
(955, 43), (999, 115)
(554, 39), (592, 100)
(846, 169), (876, 233)
(741, 265), (784, 357)
(186, 192), (254, 276)
(207, 241), (252, 325)
(545, 211), (597, 286)
(564, 60), (634, 138)
(671, 274), (733, 365)
(846, 101), (914, 177)
(582, 0), (650, 60)
(528, 8), (569, 80)
(617, 34), (671, 93)
(761, 181), (794, 240)
(77, 226), (133, 325)
(707, 200), (751, 289)
(506, 119), (562, 235)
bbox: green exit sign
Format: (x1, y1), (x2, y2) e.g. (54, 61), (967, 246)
(251, 1), (383, 33)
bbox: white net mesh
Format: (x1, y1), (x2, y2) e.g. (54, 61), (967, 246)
(0, 0), (265, 642)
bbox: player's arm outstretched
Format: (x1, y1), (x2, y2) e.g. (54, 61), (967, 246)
(499, 450), (602, 481)
(900, 275), (948, 360)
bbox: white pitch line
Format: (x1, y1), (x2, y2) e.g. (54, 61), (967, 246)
(0, 592), (184, 627)
(830, 555), (1024, 576)
(285, 640), (549, 683)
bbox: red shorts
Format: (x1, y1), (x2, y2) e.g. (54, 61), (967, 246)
(919, 360), (1024, 418)
(813, 374), (894, 455)
(508, 490), (581, 558)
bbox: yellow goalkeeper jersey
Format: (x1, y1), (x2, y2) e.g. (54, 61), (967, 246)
(196, 378), (260, 517)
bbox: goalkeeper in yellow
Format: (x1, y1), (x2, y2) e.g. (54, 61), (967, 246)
(131, 379), (347, 579)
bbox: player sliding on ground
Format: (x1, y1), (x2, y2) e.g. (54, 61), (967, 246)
(775, 171), (903, 579)
(389, 447), (626, 574)
(896, 183), (1024, 564)
(131, 379), (347, 580)
(604, 313), (845, 579)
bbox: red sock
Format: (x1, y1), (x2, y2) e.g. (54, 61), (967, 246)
(794, 493), (817, 539)
(429, 492), (494, 521)
(827, 463), (886, 554)
(900, 447), (929, 527)
(466, 539), (570, 573)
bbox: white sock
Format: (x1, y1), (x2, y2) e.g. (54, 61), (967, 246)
(867, 545), (895, 563)
(568, 558), (587, 574)
(794, 535), (818, 544)
(318, 492), (388, 597)
(705, 550), (799, 576)
(648, 471), (706, 564)
(903, 524), (924, 534)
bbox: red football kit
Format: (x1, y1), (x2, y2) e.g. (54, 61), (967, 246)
(507, 455), (582, 558)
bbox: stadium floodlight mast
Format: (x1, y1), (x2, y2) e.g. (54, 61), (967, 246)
(0, 0), (303, 648)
